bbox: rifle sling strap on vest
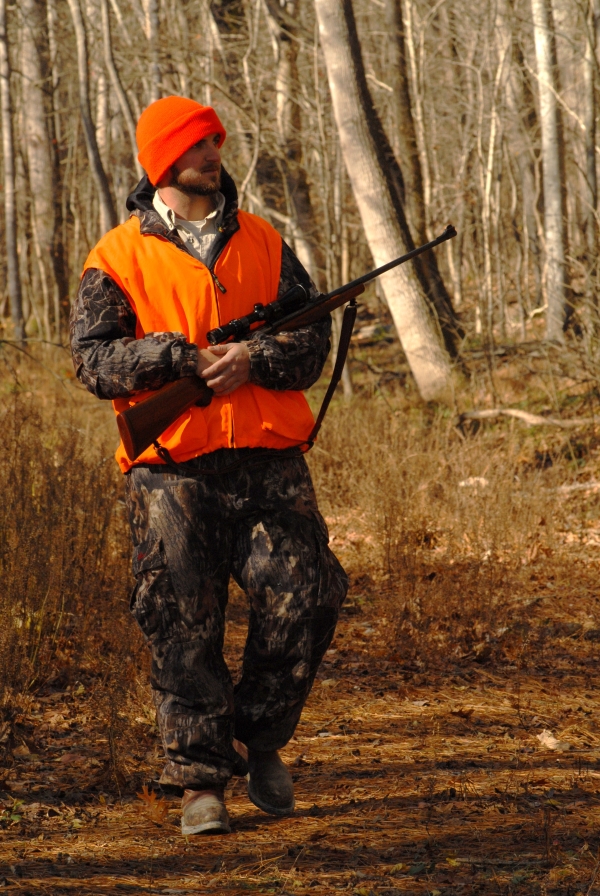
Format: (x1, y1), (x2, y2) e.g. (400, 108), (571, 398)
(307, 298), (358, 444)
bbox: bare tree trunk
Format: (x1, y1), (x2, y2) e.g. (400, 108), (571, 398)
(315, 0), (452, 401)
(531, 0), (569, 340)
(67, 0), (117, 234)
(19, 0), (66, 340)
(332, 145), (353, 398)
(266, 0), (323, 283)
(46, 0), (60, 144)
(584, 0), (597, 264)
(382, 0), (423, 238)
(100, 0), (142, 178)
(96, 72), (109, 168)
(497, 0), (543, 311)
(142, 0), (160, 103)
(0, 0), (24, 340)
(382, 0), (461, 348)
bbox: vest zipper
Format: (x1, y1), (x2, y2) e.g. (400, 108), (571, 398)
(212, 273), (227, 293)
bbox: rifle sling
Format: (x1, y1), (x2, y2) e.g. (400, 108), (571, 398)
(307, 298), (358, 444)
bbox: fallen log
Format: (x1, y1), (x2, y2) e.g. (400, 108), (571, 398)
(458, 408), (597, 429)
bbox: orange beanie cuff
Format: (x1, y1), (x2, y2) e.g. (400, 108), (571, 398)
(136, 96), (226, 186)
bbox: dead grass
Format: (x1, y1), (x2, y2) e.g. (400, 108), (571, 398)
(2, 341), (600, 894)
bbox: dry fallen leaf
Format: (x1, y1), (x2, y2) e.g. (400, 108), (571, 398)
(136, 784), (169, 825)
(536, 729), (572, 752)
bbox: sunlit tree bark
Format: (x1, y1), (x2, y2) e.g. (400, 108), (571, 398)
(583, 0), (597, 263)
(266, 0), (324, 283)
(0, 0), (24, 340)
(315, 0), (452, 401)
(382, 0), (462, 350)
(67, 0), (117, 234)
(531, 0), (569, 340)
(142, 0), (160, 103)
(100, 0), (142, 178)
(19, 0), (68, 336)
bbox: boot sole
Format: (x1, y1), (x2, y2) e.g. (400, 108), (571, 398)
(247, 779), (295, 817)
(181, 819), (231, 836)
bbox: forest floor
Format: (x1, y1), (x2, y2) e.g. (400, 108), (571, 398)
(2, 544), (600, 896)
(3, 337), (600, 894)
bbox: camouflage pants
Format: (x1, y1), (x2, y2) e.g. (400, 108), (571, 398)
(124, 448), (348, 791)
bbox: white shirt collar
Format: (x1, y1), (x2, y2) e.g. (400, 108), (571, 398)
(152, 189), (225, 231)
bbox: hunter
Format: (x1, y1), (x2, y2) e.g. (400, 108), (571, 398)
(69, 96), (348, 836)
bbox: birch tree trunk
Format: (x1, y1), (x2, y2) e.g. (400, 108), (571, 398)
(497, 0), (543, 311)
(142, 0), (160, 103)
(96, 72), (109, 168)
(531, 0), (569, 340)
(266, 0), (325, 284)
(314, 0), (452, 401)
(20, 0), (62, 340)
(0, 0), (24, 340)
(382, 0), (462, 349)
(67, 0), (117, 234)
(100, 0), (142, 178)
(583, 0), (597, 264)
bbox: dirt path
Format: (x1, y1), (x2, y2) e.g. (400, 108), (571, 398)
(2, 573), (600, 896)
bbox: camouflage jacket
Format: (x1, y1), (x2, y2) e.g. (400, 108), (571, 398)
(70, 169), (331, 401)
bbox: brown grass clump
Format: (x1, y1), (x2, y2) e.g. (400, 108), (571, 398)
(2, 343), (600, 894)
(310, 395), (575, 668)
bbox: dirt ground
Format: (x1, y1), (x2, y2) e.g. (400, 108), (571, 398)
(3, 339), (600, 894)
(2, 546), (600, 896)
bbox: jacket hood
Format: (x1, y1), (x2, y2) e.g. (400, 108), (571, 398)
(126, 166), (238, 213)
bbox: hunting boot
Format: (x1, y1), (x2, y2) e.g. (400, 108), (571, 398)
(181, 788), (230, 836)
(247, 749), (295, 817)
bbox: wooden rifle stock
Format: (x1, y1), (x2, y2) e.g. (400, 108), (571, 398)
(116, 350), (216, 462)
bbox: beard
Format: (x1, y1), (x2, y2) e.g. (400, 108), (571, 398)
(170, 163), (222, 196)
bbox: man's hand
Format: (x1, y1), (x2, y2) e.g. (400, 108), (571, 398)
(199, 342), (250, 396)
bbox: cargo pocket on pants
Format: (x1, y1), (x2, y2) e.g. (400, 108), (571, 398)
(130, 530), (179, 641)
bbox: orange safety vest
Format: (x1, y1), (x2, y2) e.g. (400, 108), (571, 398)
(83, 211), (315, 472)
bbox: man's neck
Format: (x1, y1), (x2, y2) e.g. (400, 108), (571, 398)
(156, 187), (216, 222)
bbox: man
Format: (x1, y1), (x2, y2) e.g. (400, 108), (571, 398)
(70, 96), (348, 836)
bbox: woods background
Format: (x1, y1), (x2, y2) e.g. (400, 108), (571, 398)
(1, 0), (598, 371)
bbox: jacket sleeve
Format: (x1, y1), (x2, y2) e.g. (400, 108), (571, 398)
(246, 240), (332, 392)
(69, 268), (198, 400)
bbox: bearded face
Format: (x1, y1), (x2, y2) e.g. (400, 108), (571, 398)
(170, 161), (222, 196)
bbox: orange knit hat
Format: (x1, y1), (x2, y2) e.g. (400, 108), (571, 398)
(136, 96), (226, 186)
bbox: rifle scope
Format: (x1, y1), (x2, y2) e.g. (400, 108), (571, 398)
(206, 282), (311, 344)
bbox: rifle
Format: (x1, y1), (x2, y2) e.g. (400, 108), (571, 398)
(117, 224), (457, 461)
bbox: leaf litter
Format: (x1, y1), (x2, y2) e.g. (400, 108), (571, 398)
(3, 554), (600, 896)
(4, 351), (600, 893)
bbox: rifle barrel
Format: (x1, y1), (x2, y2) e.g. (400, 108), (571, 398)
(324, 224), (457, 301)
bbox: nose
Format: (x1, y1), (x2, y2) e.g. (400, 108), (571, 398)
(205, 141), (221, 164)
